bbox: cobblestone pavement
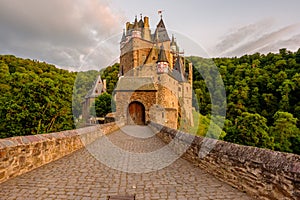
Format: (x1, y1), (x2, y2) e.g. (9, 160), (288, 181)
(0, 126), (253, 200)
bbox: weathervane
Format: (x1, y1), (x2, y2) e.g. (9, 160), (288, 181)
(158, 10), (164, 18)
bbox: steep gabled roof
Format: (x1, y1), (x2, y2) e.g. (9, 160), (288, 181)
(144, 45), (159, 65)
(153, 18), (170, 43)
(115, 77), (157, 91)
(172, 57), (185, 82)
(85, 75), (104, 98)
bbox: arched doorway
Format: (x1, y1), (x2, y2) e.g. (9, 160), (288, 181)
(127, 101), (145, 125)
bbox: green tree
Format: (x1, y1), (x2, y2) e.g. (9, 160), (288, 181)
(100, 63), (119, 94)
(93, 92), (113, 117)
(224, 112), (273, 149)
(0, 55), (75, 138)
(271, 111), (299, 152)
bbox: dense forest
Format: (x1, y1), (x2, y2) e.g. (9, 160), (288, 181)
(1, 49), (300, 155)
(0, 55), (119, 138)
(187, 48), (300, 154)
(0, 55), (76, 138)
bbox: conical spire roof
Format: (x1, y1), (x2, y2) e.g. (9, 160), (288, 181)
(171, 34), (176, 46)
(138, 14), (144, 28)
(133, 16), (139, 30)
(157, 44), (169, 63)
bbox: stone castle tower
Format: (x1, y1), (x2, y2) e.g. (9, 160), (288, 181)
(115, 14), (193, 129)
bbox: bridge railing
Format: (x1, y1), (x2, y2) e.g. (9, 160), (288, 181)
(149, 121), (300, 200)
(0, 122), (120, 184)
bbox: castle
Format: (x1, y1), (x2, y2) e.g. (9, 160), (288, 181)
(114, 14), (194, 129)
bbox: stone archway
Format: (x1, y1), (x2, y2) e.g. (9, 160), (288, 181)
(127, 101), (145, 125)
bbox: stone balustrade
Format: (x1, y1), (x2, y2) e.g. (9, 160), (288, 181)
(149, 122), (300, 200)
(0, 122), (120, 184)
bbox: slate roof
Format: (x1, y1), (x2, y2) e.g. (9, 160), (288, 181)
(153, 18), (170, 43)
(172, 57), (186, 82)
(85, 75), (104, 98)
(157, 45), (169, 63)
(115, 77), (157, 91)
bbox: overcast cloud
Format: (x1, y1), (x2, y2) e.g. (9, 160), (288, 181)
(0, 1), (299, 70)
(0, 0), (123, 71)
(214, 22), (300, 57)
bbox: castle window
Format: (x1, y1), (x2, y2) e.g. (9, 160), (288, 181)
(162, 112), (164, 118)
(178, 87), (181, 92)
(158, 76), (161, 81)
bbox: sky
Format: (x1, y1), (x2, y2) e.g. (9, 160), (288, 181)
(0, 0), (299, 71)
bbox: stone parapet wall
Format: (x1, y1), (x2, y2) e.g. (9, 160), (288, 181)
(149, 122), (300, 200)
(0, 122), (120, 184)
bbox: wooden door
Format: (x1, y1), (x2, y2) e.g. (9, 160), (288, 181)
(128, 102), (145, 125)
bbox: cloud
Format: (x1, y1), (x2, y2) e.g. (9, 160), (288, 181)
(222, 23), (300, 56)
(214, 18), (275, 55)
(256, 34), (300, 53)
(0, 0), (123, 70)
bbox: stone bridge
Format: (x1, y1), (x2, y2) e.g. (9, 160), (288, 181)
(0, 122), (299, 200)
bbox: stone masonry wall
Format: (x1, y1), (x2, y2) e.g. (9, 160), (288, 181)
(149, 122), (300, 200)
(0, 122), (120, 184)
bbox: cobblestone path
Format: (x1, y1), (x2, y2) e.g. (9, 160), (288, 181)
(0, 126), (253, 200)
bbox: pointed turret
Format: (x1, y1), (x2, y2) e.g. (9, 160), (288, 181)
(133, 16), (139, 30)
(138, 14), (144, 28)
(157, 45), (169, 74)
(171, 34), (177, 52)
(132, 15), (141, 38)
(171, 34), (176, 45)
(157, 44), (169, 63)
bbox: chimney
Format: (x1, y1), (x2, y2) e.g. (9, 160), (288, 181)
(143, 16), (151, 41)
(144, 16), (149, 28)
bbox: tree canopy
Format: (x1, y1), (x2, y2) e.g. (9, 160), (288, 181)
(0, 55), (76, 138)
(188, 48), (300, 154)
(1, 49), (300, 155)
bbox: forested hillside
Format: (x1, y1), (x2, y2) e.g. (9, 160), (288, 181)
(1, 49), (300, 155)
(0, 55), (119, 138)
(187, 48), (300, 154)
(0, 55), (76, 138)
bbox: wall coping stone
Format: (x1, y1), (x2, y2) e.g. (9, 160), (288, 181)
(149, 122), (300, 200)
(0, 122), (120, 184)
